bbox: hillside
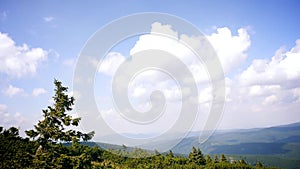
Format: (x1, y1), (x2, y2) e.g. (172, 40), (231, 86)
(138, 122), (300, 168)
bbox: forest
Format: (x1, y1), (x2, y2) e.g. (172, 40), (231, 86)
(0, 80), (279, 169)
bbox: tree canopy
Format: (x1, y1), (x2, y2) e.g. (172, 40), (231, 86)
(26, 79), (94, 150)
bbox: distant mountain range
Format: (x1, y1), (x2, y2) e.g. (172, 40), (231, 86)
(91, 122), (300, 168)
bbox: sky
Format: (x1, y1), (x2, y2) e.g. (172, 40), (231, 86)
(0, 0), (300, 142)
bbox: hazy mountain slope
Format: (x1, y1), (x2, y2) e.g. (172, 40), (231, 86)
(146, 122), (300, 155)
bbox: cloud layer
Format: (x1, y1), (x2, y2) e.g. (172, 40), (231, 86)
(239, 39), (300, 87)
(3, 85), (24, 97)
(0, 32), (48, 77)
(207, 27), (251, 73)
(95, 23), (300, 133)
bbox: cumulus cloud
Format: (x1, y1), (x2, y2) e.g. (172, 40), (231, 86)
(0, 104), (27, 129)
(0, 111), (27, 129)
(127, 22), (211, 93)
(98, 52), (126, 76)
(219, 40), (300, 129)
(206, 27), (251, 73)
(3, 85), (24, 97)
(32, 88), (47, 96)
(94, 22), (300, 132)
(248, 85), (281, 97)
(95, 23), (220, 135)
(262, 95), (278, 105)
(129, 23), (251, 86)
(239, 39), (300, 87)
(96, 23), (250, 129)
(102, 23), (249, 84)
(0, 32), (48, 77)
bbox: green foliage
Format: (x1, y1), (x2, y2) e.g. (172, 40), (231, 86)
(239, 159), (247, 165)
(256, 161), (263, 168)
(166, 150), (175, 158)
(213, 155), (219, 163)
(154, 149), (161, 156)
(25, 79), (94, 149)
(189, 146), (206, 165)
(228, 154), (300, 169)
(220, 154), (227, 162)
(0, 127), (37, 168)
(205, 155), (212, 164)
(0, 125), (284, 169)
(24, 79), (95, 168)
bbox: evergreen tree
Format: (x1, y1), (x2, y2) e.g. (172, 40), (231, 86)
(0, 126), (36, 168)
(205, 155), (212, 164)
(213, 155), (219, 163)
(154, 149), (161, 156)
(166, 150), (175, 158)
(122, 144), (127, 151)
(256, 161), (263, 168)
(26, 79), (94, 152)
(239, 159), (247, 165)
(220, 154), (227, 162)
(25, 80), (95, 168)
(188, 146), (206, 165)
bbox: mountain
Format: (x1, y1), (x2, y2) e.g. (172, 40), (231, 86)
(86, 122), (300, 168)
(92, 122), (300, 155)
(139, 122), (300, 168)
(138, 122), (300, 154)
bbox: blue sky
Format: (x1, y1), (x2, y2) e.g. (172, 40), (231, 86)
(1, 0), (300, 140)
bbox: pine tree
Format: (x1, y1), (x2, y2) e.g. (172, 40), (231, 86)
(213, 155), (219, 163)
(205, 155), (212, 164)
(220, 154), (227, 162)
(239, 159), (247, 165)
(154, 149), (161, 156)
(256, 161), (263, 168)
(188, 146), (206, 165)
(166, 150), (174, 158)
(26, 79), (94, 153)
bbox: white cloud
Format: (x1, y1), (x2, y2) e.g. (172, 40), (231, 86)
(128, 69), (181, 101)
(3, 85), (24, 97)
(206, 27), (251, 73)
(0, 111), (27, 128)
(128, 23), (251, 85)
(292, 87), (300, 102)
(92, 23), (215, 136)
(32, 88), (47, 96)
(0, 104), (28, 129)
(131, 84), (147, 98)
(239, 39), (300, 87)
(127, 22), (212, 92)
(130, 23), (181, 56)
(98, 52), (126, 76)
(198, 87), (213, 103)
(99, 24), (246, 107)
(43, 16), (54, 22)
(262, 95), (278, 105)
(248, 85), (281, 97)
(0, 32), (48, 77)
(93, 22), (300, 132)
(220, 39), (300, 129)
(99, 23), (251, 133)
